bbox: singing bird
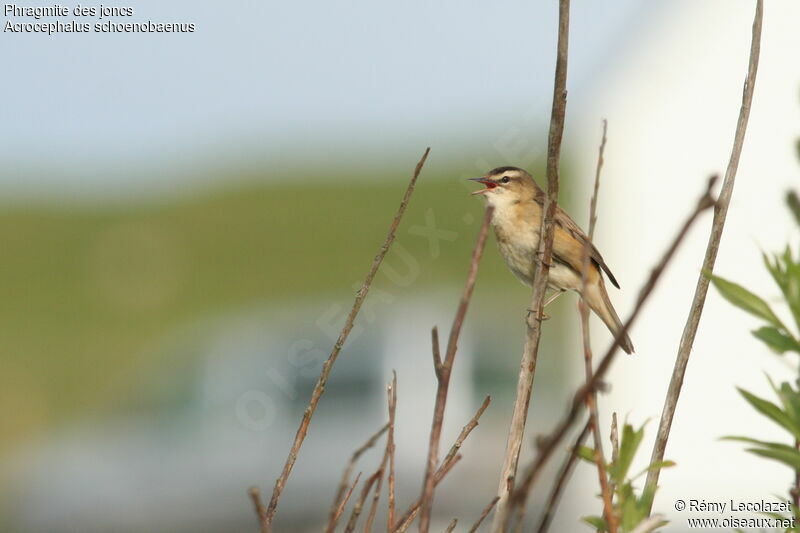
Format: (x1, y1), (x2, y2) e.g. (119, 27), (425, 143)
(471, 166), (634, 354)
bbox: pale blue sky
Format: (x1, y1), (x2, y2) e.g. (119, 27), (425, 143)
(2, 0), (652, 195)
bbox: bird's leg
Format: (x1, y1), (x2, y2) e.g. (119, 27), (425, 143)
(527, 289), (566, 321)
(543, 288), (567, 308)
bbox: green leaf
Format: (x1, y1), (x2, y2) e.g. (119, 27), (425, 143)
(752, 327), (800, 354)
(788, 189), (800, 226)
(747, 447), (800, 470)
(611, 423), (645, 485)
(576, 445), (597, 464)
(619, 481), (646, 531)
(637, 481), (658, 519)
(724, 436), (800, 469)
(632, 460), (676, 480)
(782, 257), (800, 330)
(722, 436), (799, 453)
(762, 252), (787, 294)
(708, 273), (787, 330)
(581, 515), (607, 531)
(737, 388), (800, 441)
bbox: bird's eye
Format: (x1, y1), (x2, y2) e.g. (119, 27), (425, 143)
(501, 176), (510, 183)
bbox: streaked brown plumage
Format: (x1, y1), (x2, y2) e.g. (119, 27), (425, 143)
(471, 166), (634, 354)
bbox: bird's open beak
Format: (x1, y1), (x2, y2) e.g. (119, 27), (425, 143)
(469, 177), (497, 195)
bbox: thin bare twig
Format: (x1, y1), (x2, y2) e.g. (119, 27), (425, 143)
(394, 396), (491, 531)
(432, 327), (442, 379)
(388, 374), (398, 533)
(491, 1), (571, 530)
(441, 396), (491, 475)
(364, 375), (399, 533)
(534, 419), (592, 533)
(469, 497), (500, 533)
(609, 412), (619, 497)
(419, 207), (494, 533)
(508, 178), (717, 520)
(261, 148), (430, 530)
(645, 0), (763, 505)
(328, 473), (363, 533)
(444, 519), (458, 533)
(580, 305), (617, 533)
(343, 471), (382, 533)
(248, 486), (269, 533)
(363, 468), (386, 533)
(579, 119), (617, 533)
(329, 424), (390, 525)
(394, 457), (465, 533)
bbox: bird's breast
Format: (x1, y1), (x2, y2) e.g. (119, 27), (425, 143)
(492, 205), (541, 286)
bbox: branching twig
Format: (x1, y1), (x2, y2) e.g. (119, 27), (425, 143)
(364, 375), (399, 533)
(534, 419), (592, 533)
(645, 0), (763, 505)
(261, 148), (430, 530)
(419, 208), (494, 533)
(327, 472), (362, 533)
(490, 1), (571, 530)
(329, 423), (390, 526)
(343, 471), (382, 533)
(507, 178), (717, 521)
(394, 396), (491, 532)
(248, 486), (269, 533)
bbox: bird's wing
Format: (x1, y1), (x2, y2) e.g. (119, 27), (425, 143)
(552, 205), (621, 289)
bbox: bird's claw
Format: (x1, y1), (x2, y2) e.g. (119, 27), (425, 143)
(526, 309), (551, 321)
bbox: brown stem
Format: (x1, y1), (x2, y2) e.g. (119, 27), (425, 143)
(363, 375), (399, 533)
(393, 395), (491, 531)
(342, 471), (382, 533)
(443, 519), (458, 533)
(581, 304), (617, 533)
(329, 423), (390, 526)
(490, 1), (570, 530)
(468, 497), (500, 533)
(248, 486), (269, 533)
(534, 419), (592, 533)
(418, 207), (494, 533)
(261, 148), (430, 530)
(507, 178), (717, 521)
(579, 119), (617, 533)
(327, 473), (362, 533)
(609, 412), (619, 498)
(644, 0), (763, 506)
(387, 374), (398, 533)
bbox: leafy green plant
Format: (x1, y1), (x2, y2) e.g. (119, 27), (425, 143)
(579, 421), (673, 532)
(709, 194), (800, 527)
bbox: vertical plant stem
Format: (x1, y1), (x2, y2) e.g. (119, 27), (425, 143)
(490, 1), (570, 530)
(580, 119), (617, 532)
(644, 0), (763, 505)
(387, 374), (398, 533)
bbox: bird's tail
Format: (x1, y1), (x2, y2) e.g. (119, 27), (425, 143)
(585, 277), (634, 354)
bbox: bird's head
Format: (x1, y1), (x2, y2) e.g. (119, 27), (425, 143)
(470, 166), (537, 206)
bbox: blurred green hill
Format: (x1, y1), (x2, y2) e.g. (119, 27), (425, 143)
(0, 167), (578, 458)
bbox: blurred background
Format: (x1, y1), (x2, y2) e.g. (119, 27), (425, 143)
(1, 1), (799, 532)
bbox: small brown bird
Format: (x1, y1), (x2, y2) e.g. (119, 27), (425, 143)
(471, 166), (634, 354)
